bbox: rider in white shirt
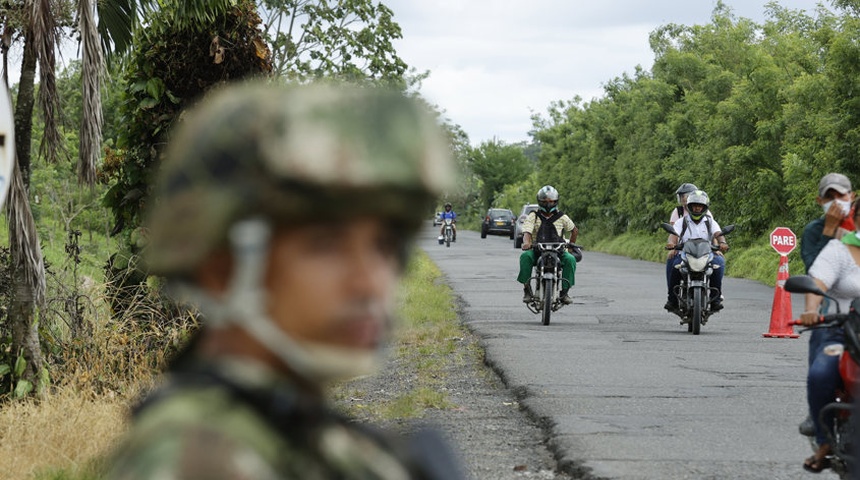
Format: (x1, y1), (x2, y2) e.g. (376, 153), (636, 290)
(664, 190), (729, 312)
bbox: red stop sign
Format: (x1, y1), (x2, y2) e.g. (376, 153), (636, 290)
(770, 227), (797, 255)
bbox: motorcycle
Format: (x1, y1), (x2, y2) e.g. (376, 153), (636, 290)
(438, 218), (454, 247)
(660, 223), (735, 334)
(524, 241), (581, 326)
(784, 275), (859, 479)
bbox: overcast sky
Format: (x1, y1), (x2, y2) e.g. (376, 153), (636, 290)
(385, 0), (823, 145)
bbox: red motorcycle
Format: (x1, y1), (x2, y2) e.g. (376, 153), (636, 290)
(785, 275), (860, 479)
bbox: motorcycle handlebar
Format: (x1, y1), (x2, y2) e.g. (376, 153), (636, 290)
(533, 241), (576, 247)
(789, 313), (851, 327)
(665, 242), (722, 251)
(532, 242), (581, 253)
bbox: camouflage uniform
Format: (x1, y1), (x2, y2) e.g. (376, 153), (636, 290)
(109, 357), (456, 479)
(107, 82), (461, 479)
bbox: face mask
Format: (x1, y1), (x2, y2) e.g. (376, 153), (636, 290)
(823, 200), (851, 216)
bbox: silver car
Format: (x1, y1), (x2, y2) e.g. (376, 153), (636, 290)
(513, 204), (540, 248)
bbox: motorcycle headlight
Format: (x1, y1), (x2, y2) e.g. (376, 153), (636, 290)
(687, 256), (709, 272)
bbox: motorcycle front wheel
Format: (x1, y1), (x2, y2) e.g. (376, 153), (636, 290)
(692, 287), (703, 335)
(445, 230), (451, 247)
(541, 278), (553, 326)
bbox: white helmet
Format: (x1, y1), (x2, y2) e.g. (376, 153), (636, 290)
(686, 190), (710, 221)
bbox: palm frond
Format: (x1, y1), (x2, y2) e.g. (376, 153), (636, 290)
(7, 161), (45, 306)
(31, 0), (64, 164)
(171, 0), (235, 30)
(79, 0), (104, 186)
(96, 0), (136, 61)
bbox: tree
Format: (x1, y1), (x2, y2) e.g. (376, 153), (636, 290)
(98, 0), (272, 317)
(468, 140), (532, 211)
(102, 0), (414, 265)
(0, 0), (201, 396)
(2, 0), (72, 397)
(528, 2), (856, 244)
(259, 0), (407, 85)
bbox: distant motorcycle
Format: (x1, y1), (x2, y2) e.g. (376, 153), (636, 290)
(660, 223), (735, 334)
(440, 218), (454, 247)
(785, 275), (859, 479)
(524, 241), (580, 326)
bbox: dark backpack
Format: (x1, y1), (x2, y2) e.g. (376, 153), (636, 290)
(532, 210), (565, 243)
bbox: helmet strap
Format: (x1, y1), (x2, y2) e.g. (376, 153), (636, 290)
(173, 218), (381, 383)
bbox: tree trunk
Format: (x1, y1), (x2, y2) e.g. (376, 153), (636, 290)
(7, 27), (45, 393)
(14, 28), (36, 187)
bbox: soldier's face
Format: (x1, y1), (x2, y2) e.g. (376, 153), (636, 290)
(263, 217), (401, 350)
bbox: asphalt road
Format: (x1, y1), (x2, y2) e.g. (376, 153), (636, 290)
(420, 225), (836, 480)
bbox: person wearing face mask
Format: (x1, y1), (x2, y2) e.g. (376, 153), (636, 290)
(797, 173), (856, 439)
(801, 173), (856, 270)
(797, 198), (860, 473)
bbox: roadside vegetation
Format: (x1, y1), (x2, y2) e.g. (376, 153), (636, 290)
(334, 250), (469, 420)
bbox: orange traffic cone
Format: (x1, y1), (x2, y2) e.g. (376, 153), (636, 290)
(763, 255), (799, 338)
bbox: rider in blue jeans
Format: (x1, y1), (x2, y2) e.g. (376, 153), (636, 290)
(797, 173), (855, 438)
(665, 190), (729, 312)
(798, 201), (860, 473)
(439, 202), (457, 241)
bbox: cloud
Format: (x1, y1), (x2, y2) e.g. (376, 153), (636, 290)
(388, 0), (821, 144)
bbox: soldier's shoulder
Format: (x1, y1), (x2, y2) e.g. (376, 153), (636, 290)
(107, 386), (290, 479)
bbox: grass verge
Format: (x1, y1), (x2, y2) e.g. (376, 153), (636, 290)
(332, 249), (465, 420)
(588, 231), (805, 287)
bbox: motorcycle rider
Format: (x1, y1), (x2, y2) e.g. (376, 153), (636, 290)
(439, 202), (457, 242)
(802, 173), (856, 270)
(669, 183), (699, 223)
(667, 183), (706, 287)
(665, 190), (730, 312)
(517, 185), (578, 305)
(798, 197), (860, 473)
(798, 172), (856, 437)
(106, 81), (465, 479)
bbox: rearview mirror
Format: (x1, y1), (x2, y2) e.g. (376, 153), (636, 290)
(785, 275), (827, 296)
(660, 222), (677, 235)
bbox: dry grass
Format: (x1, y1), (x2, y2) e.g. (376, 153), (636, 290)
(0, 388), (130, 480)
(0, 280), (194, 480)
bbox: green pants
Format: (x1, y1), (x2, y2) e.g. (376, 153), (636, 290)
(517, 249), (576, 290)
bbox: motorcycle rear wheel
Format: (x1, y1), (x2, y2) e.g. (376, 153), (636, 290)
(692, 288), (702, 335)
(541, 278), (553, 326)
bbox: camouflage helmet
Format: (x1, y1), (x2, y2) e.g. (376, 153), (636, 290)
(536, 185), (559, 213)
(146, 81), (454, 275)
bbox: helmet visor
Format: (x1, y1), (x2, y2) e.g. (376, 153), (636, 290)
(539, 199), (558, 211)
